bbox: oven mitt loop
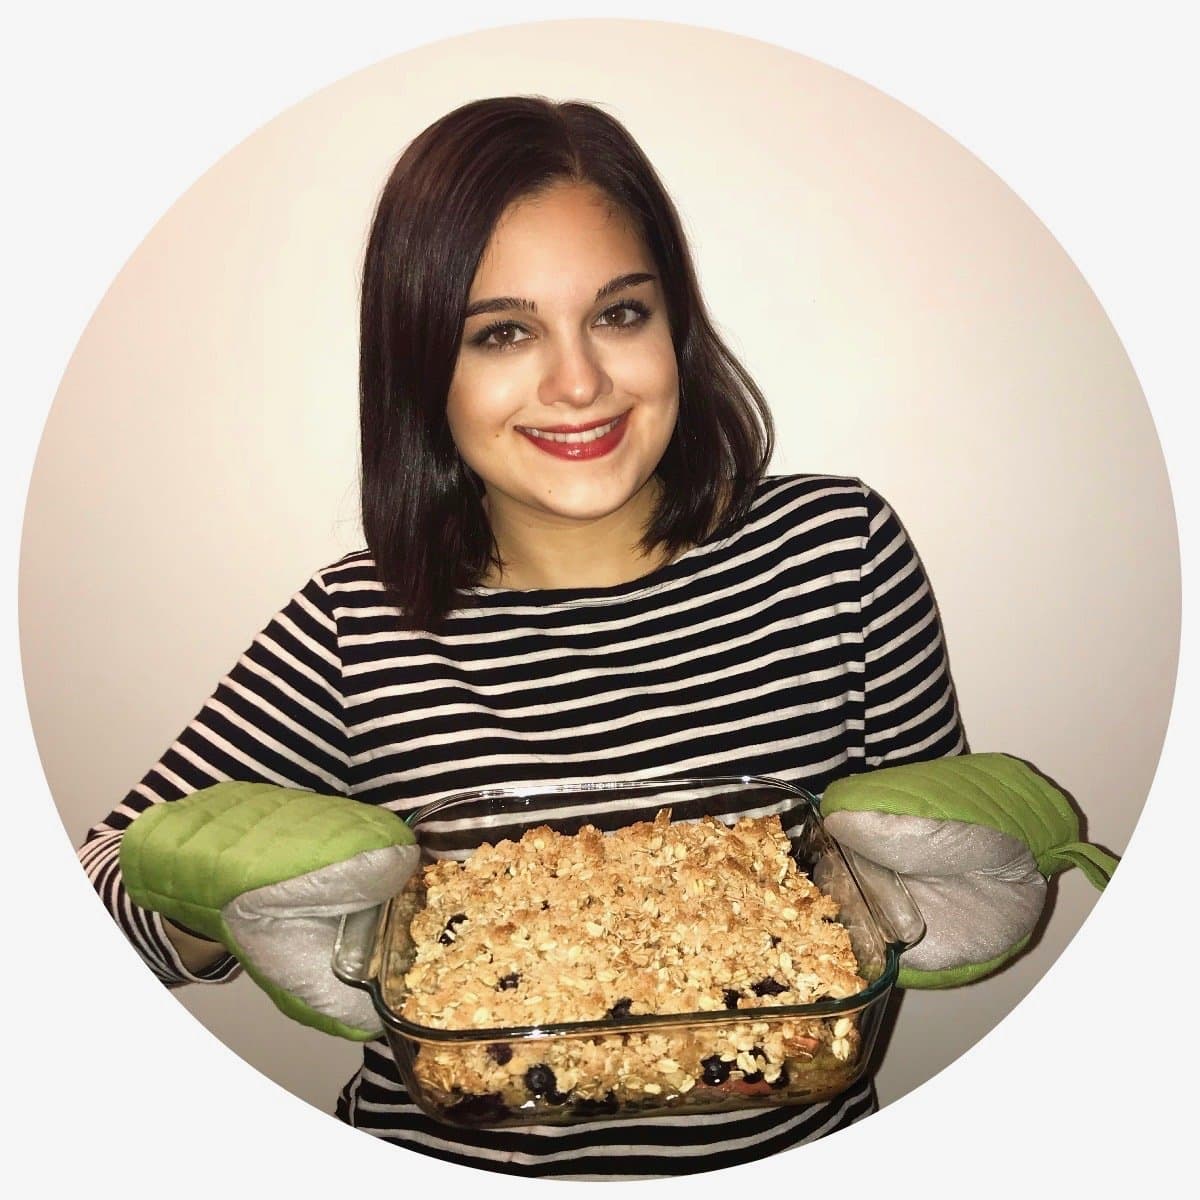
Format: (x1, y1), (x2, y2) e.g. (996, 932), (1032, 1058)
(819, 753), (1118, 989)
(120, 781), (418, 1040)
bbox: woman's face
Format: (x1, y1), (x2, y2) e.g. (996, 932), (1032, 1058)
(446, 182), (680, 537)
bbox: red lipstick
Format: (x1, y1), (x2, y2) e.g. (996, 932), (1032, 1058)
(516, 412), (628, 460)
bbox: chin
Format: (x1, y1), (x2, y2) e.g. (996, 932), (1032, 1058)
(536, 472), (657, 523)
(536, 494), (642, 524)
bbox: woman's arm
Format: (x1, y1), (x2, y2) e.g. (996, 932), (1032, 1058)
(858, 484), (968, 766)
(77, 569), (351, 987)
(161, 918), (229, 973)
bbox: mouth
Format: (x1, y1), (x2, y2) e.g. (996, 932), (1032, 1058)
(515, 412), (629, 460)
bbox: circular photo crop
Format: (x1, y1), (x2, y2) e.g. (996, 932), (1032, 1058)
(18, 16), (1179, 1185)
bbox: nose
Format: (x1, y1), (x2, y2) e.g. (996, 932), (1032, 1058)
(536, 335), (612, 410)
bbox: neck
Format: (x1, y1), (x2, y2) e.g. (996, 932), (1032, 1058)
(482, 480), (672, 591)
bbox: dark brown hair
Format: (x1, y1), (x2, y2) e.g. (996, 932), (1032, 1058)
(359, 96), (773, 627)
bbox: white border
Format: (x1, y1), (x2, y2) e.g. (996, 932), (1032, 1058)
(6, 2), (1194, 1194)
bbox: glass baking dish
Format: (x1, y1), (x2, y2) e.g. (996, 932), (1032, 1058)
(332, 776), (924, 1128)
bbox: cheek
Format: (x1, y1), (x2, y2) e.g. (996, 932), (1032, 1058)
(444, 394), (469, 451)
(643, 333), (680, 404)
(446, 369), (499, 445)
(445, 399), (488, 474)
(647, 352), (680, 427)
(664, 392), (680, 431)
(447, 356), (526, 424)
(612, 335), (678, 404)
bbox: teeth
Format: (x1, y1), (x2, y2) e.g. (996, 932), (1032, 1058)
(524, 416), (620, 444)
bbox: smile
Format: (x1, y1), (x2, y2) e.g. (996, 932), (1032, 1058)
(516, 413), (629, 460)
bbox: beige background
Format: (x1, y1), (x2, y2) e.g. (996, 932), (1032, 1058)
(19, 19), (1178, 1124)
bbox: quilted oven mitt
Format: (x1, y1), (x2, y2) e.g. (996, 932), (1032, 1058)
(820, 753), (1119, 989)
(119, 781), (419, 1040)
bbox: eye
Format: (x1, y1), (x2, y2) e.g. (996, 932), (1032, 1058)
(470, 320), (532, 351)
(595, 299), (652, 329)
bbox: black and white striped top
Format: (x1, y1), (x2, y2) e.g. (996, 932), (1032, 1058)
(79, 474), (966, 1179)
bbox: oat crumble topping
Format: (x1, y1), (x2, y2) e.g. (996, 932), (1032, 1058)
(401, 809), (865, 1112)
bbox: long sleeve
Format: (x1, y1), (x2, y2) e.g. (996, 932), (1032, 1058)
(858, 485), (968, 767)
(77, 568), (351, 987)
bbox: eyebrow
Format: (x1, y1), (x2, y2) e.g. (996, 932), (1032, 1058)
(462, 272), (657, 319)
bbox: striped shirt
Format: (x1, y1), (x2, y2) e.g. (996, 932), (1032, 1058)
(79, 474), (966, 1179)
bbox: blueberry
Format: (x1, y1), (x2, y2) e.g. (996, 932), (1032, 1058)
(722, 989), (742, 1010)
(524, 1064), (559, 1097)
(701, 1055), (731, 1086)
(522, 1065), (570, 1104)
(751, 977), (788, 997)
(607, 997), (634, 1019)
(486, 1043), (513, 1066)
(742, 1045), (767, 1084)
(769, 1064), (791, 1090)
(438, 913), (468, 945)
(495, 972), (520, 991)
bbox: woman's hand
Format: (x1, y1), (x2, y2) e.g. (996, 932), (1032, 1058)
(120, 781), (419, 1038)
(820, 753), (1118, 987)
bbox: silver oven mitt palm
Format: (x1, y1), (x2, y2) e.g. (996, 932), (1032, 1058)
(820, 754), (1118, 988)
(120, 781), (419, 1039)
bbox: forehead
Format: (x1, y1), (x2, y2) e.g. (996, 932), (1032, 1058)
(470, 182), (654, 297)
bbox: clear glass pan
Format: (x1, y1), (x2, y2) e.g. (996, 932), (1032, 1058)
(333, 776), (923, 1128)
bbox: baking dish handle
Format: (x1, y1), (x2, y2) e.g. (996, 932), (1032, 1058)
(838, 845), (926, 952)
(331, 903), (386, 991)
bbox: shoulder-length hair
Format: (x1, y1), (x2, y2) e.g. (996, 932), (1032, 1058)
(359, 95), (773, 628)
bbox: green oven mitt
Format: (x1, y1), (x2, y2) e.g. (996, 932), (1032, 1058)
(120, 781), (418, 1040)
(820, 753), (1118, 988)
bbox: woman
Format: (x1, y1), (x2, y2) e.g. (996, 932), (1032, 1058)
(79, 96), (966, 1178)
